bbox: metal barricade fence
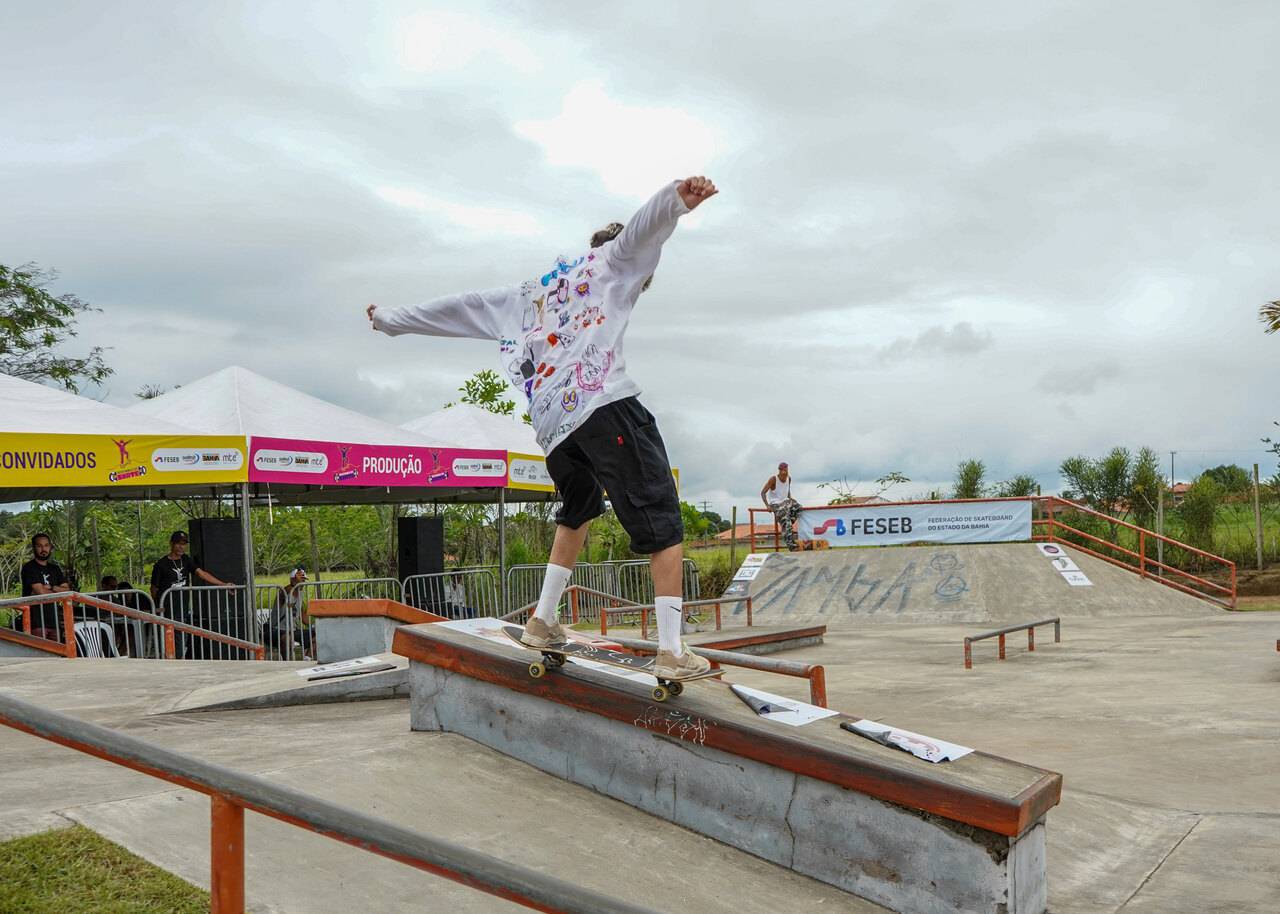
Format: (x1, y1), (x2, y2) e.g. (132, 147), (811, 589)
(505, 564), (550, 617)
(67, 589), (159, 658)
(402, 569), (502, 620)
(605, 559), (700, 604)
(254, 584), (301, 661)
(503, 560), (699, 622)
(159, 585), (264, 661)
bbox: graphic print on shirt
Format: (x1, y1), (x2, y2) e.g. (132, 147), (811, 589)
(575, 344), (614, 392)
(541, 256), (585, 288)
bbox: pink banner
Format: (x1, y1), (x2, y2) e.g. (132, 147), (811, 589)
(249, 436), (508, 487)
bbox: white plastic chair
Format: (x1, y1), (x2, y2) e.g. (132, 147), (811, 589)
(73, 621), (120, 658)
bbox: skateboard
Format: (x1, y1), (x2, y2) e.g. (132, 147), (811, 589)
(501, 625), (719, 702)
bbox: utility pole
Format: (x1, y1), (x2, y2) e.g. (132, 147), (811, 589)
(1254, 464), (1264, 571)
(1156, 479), (1164, 576)
(1169, 451), (1176, 487)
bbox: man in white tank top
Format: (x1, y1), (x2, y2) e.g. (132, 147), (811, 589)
(760, 462), (801, 551)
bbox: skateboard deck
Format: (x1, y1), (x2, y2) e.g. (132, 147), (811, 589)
(501, 625), (719, 701)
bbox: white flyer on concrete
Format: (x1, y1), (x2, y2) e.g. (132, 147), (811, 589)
(1061, 571), (1093, 586)
(742, 553), (769, 567)
(1049, 555), (1080, 572)
(729, 684), (839, 726)
(295, 655), (388, 678)
(732, 565), (762, 581)
(844, 720), (973, 763)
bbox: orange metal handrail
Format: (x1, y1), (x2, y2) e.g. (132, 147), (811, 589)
(0, 592), (265, 659)
(1035, 496), (1236, 607)
(0, 694), (652, 914)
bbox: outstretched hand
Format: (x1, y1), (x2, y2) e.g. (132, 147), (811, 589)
(676, 176), (718, 211)
(366, 303), (377, 328)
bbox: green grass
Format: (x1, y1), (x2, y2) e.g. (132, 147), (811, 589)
(0, 825), (208, 913)
(1235, 597), (1280, 612)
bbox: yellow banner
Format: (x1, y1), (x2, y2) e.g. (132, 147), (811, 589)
(0, 433), (248, 488)
(506, 451), (555, 492)
(505, 451), (680, 496)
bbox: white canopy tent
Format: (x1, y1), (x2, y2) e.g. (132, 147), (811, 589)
(401, 403), (541, 454)
(131, 365), (431, 446)
(130, 367), (552, 596)
(1, 373), (197, 437)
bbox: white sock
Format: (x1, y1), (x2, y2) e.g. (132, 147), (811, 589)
(534, 564), (573, 624)
(656, 596), (684, 655)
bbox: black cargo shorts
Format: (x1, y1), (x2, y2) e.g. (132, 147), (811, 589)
(545, 397), (683, 554)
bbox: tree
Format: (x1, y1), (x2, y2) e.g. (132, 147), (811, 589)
(820, 472), (909, 505)
(1128, 447), (1163, 531)
(1060, 447), (1137, 541)
(1178, 476), (1222, 558)
(1199, 464), (1252, 494)
(447, 369), (516, 416)
(1261, 300), (1280, 334)
(952, 460), (986, 499)
(993, 475), (1038, 498)
(0, 263), (111, 391)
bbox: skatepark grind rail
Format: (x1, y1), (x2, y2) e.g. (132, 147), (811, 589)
(0, 693), (654, 914)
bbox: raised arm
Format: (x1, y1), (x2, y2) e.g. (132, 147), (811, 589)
(607, 176), (718, 274)
(367, 286), (515, 341)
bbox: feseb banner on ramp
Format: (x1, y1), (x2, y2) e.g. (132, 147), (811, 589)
(0, 433), (247, 488)
(798, 499), (1033, 548)
(249, 436), (507, 487)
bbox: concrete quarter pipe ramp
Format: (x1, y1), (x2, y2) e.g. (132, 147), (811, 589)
(725, 543), (1220, 627)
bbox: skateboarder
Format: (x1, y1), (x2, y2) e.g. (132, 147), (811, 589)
(367, 175), (718, 680)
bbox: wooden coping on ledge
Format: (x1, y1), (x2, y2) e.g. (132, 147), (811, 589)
(392, 621), (1061, 839)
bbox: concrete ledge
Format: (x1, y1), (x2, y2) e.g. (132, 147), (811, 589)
(0, 630), (64, 658)
(310, 599), (446, 663)
(395, 623), (1059, 914)
(163, 653), (409, 713)
(689, 624), (827, 655)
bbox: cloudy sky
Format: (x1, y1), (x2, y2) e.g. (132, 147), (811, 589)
(3, 0), (1277, 513)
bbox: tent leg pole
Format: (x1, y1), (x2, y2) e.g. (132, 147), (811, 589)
(499, 488), (507, 613)
(240, 484), (256, 645)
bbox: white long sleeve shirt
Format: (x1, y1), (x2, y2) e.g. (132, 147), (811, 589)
(373, 180), (690, 455)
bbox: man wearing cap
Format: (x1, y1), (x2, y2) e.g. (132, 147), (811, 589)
(150, 531), (233, 658)
(761, 462), (801, 551)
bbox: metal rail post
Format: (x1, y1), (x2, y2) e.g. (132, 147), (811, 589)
(211, 795), (245, 914)
(62, 597), (76, 658)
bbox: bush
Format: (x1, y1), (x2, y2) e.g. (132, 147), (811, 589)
(1178, 478), (1222, 558)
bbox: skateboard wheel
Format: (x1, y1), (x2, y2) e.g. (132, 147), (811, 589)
(651, 685), (670, 702)
(668, 681), (684, 696)
(529, 661), (546, 679)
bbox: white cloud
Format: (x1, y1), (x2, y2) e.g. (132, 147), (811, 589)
(513, 80), (721, 198)
(396, 11), (538, 76)
(374, 186), (543, 237)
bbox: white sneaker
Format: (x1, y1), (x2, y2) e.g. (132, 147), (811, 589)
(653, 645), (711, 679)
(521, 616), (567, 648)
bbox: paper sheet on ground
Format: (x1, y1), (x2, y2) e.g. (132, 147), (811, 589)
(846, 720), (973, 762)
(295, 655), (390, 678)
(729, 684), (839, 726)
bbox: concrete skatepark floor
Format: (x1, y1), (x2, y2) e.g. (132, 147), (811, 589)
(1, 548), (1277, 912)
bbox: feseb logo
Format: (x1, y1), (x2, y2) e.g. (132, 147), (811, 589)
(812, 515), (913, 537)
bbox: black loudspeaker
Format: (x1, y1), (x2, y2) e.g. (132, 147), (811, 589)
(398, 516), (444, 581)
(189, 518), (246, 584)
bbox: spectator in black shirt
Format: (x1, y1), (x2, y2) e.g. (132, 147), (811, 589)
(150, 530), (233, 658)
(19, 532), (71, 639)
